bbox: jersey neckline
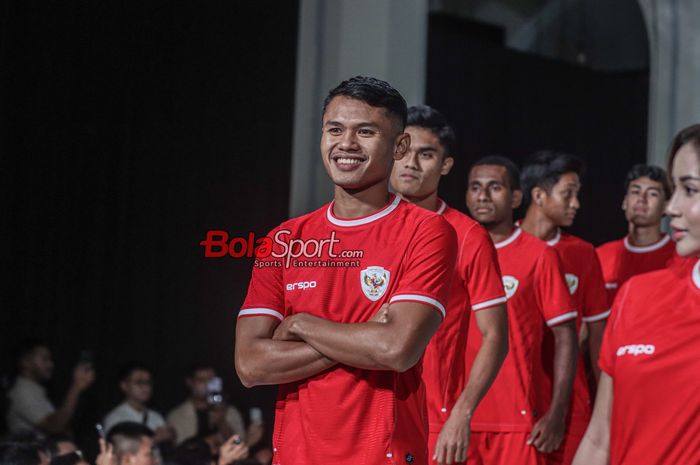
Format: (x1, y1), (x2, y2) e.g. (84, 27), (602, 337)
(494, 227), (522, 249)
(326, 194), (401, 227)
(546, 228), (561, 246)
(623, 234), (671, 253)
(436, 198), (447, 215)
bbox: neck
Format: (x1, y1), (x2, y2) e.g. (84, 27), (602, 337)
(127, 399), (145, 412)
(20, 371), (40, 383)
(521, 208), (559, 241)
(397, 190), (440, 212)
(486, 218), (516, 244)
(332, 181), (392, 219)
(191, 397), (208, 410)
(627, 223), (663, 246)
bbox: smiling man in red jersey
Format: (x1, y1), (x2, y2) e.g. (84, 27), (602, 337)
(390, 105), (508, 465)
(596, 164), (677, 306)
(235, 77), (458, 465)
(465, 156), (578, 465)
(520, 151), (609, 465)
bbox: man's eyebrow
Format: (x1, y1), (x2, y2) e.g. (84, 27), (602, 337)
(679, 175), (700, 182)
(413, 145), (439, 152)
(324, 120), (380, 129)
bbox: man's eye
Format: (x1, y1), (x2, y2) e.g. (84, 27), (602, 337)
(419, 152), (434, 159)
(358, 129), (374, 136)
(328, 127), (342, 135)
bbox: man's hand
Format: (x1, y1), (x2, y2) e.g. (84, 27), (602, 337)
(72, 363), (95, 391)
(96, 439), (117, 465)
(527, 409), (566, 453)
(433, 411), (470, 465)
(272, 314), (307, 341)
(218, 435), (249, 465)
(370, 304), (391, 323)
(245, 423), (264, 446)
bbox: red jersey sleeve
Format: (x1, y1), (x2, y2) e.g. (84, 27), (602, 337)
(580, 248), (611, 323)
(598, 281), (630, 376)
(389, 215), (458, 319)
(463, 224), (506, 311)
(238, 227), (286, 321)
(535, 247), (577, 326)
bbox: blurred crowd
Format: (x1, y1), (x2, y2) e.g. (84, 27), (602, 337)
(1, 341), (271, 465)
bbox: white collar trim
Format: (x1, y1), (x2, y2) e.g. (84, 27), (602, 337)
(495, 227), (522, 249)
(547, 228), (561, 246)
(692, 259), (700, 291)
(624, 234), (671, 253)
(326, 195), (401, 227)
(436, 199), (447, 215)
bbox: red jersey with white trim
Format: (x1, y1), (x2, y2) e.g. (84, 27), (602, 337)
(546, 231), (608, 426)
(599, 257), (700, 465)
(239, 195), (458, 465)
(596, 234), (676, 306)
(423, 200), (506, 434)
(466, 228), (576, 432)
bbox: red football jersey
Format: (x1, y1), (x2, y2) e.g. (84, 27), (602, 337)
(423, 200), (506, 435)
(239, 195), (458, 465)
(467, 228), (576, 432)
(599, 257), (700, 465)
(596, 234), (676, 305)
(546, 230), (609, 427)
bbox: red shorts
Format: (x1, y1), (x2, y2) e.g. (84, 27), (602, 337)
(428, 431), (466, 465)
(546, 421), (588, 465)
(467, 432), (546, 465)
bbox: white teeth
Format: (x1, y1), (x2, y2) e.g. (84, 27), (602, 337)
(336, 157), (362, 165)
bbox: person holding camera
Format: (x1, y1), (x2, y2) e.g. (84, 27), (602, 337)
(6, 340), (95, 436)
(166, 366), (262, 448)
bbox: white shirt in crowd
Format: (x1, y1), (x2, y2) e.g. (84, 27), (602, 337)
(6, 376), (55, 434)
(103, 401), (166, 433)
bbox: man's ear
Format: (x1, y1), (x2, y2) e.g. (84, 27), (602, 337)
(120, 380), (128, 394)
(512, 190), (523, 209)
(621, 195), (628, 211)
(441, 157), (454, 176)
(531, 186), (546, 207)
(394, 132), (411, 161)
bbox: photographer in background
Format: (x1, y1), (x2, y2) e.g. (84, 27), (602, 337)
(6, 341), (95, 436)
(103, 363), (174, 446)
(166, 366), (262, 448)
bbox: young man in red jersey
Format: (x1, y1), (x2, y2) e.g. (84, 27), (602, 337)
(596, 164), (676, 305)
(520, 151), (609, 465)
(465, 156), (578, 465)
(389, 106), (508, 465)
(234, 77), (458, 465)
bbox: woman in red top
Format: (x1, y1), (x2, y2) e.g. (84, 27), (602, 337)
(573, 124), (700, 465)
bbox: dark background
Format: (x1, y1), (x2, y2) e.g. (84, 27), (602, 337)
(1, 0), (299, 450)
(1, 3), (648, 454)
(427, 14), (649, 244)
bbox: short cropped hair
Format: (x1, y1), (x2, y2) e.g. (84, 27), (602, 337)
(624, 164), (671, 199)
(322, 76), (407, 129)
(406, 105), (457, 157)
(470, 155), (521, 191)
(117, 362), (151, 383)
(0, 442), (43, 465)
(520, 151), (586, 209)
(106, 422), (153, 462)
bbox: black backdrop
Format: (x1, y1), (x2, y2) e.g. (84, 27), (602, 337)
(426, 14), (649, 244)
(1, 1), (299, 448)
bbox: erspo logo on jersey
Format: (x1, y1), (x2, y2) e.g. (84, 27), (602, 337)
(616, 344), (656, 357)
(199, 230), (363, 268)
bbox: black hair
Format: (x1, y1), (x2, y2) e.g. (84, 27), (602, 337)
(106, 422), (154, 460)
(0, 442), (43, 465)
(406, 105), (457, 157)
(13, 340), (49, 366)
(187, 363), (215, 378)
(171, 438), (213, 465)
(667, 124), (700, 175)
(520, 150), (586, 210)
(322, 76), (407, 129)
(470, 155), (521, 191)
(42, 434), (75, 457)
(117, 362), (151, 383)
(624, 164), (672, 199)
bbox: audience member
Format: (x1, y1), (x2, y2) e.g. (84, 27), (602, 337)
(166, 367), (261, 448)
(6, 341), (94, 436)
(103, 364), (173, 445)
